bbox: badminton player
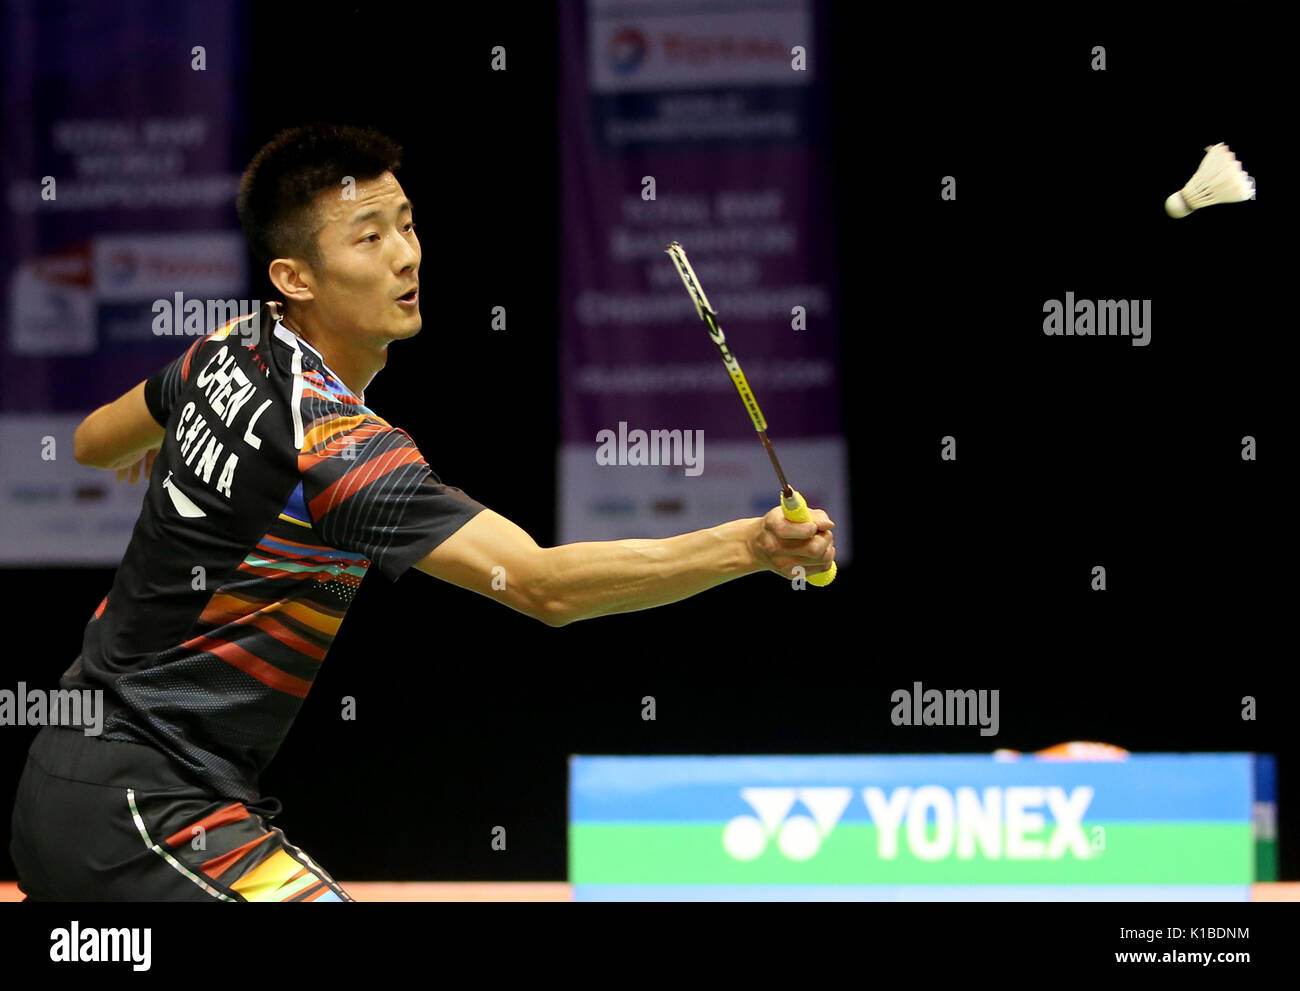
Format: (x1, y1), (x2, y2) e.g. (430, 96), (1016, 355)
(8, 124), (834, 902)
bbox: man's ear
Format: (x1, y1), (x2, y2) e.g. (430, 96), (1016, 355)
(268, 256), (315, 305)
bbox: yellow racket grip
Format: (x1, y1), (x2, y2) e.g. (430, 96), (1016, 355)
(780, 489), (836, 586)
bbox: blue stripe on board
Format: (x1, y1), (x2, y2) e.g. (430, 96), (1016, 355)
(1255, 754), (1276, 802)
(569, 755), (1254, 821)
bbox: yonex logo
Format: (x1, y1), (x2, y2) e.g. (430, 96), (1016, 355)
(723, 786), (1096, 862)
(722, 787), (854, 861)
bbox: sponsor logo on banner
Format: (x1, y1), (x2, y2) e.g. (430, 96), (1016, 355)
(724, 786), (1095, 862)
(7, 246), (96, 355)
(92, 232), (246, 301)
(590, 2), (811, 91)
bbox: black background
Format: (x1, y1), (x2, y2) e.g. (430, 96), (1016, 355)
(1, 2), (1292, 893)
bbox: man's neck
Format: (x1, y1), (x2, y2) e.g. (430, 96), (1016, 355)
(278, 312), (377, 403)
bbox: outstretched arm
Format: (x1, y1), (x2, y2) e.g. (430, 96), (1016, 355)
(74, 380), (165, 471)
(413, 506), (834, 627)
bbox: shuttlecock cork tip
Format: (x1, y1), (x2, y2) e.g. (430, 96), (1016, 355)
(1165, 192), (1191, 218)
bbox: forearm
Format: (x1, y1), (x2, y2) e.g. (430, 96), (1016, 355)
(75, 418), (152, 470)
(540, 518), (763, 625)
(74, 381), (164, 469)
(96, 442), (158, 471)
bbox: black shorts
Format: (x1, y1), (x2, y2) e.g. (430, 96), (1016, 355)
(9, 725), (352, 902)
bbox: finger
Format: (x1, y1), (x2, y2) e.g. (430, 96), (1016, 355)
(771, 515), (820, 540)
(777, 526), (820, 544)
(764, 509), (811, 539)
(795, 532), (834, 561)
(130, 460), (140, 484)
(116, 466), (128, 483)
(773, 534), (832, 570)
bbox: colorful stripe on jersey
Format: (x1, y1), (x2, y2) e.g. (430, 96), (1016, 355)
(192, 508), (369, 698)
(162, 801), (350, 902)
(300, 417), (427, 525)
(302, 367), (367, 408)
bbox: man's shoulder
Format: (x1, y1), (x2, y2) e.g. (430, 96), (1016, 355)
(299, 401), (425, 469)
(300, 397), (403, 438)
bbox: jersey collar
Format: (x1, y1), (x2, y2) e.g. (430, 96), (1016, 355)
(263, 302), (364, 403)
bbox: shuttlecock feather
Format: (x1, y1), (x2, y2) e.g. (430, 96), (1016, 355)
(1165, 143), (1255, 218)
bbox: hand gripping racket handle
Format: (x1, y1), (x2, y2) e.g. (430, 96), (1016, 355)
(781, 489), (836, 586)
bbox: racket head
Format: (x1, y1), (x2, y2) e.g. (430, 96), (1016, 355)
(665, 241), (715, 321)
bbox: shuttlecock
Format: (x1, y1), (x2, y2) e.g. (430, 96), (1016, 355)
(1165, 143), (1255, 218)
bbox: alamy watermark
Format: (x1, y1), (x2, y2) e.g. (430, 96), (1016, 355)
(0, 683), (103, 736)
(152, 294), (261, 346)
(1043, 293), (1151, 347)
(891, 681), (999, 737)
(50, 922), (150, 971)
(595, 421), (704, 476)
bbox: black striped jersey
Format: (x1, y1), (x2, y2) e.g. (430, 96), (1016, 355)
(60, 304), (485, 801)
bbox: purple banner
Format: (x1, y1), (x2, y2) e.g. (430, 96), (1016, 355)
(0, 0), (248, 563)
(558, 0), (848, 558)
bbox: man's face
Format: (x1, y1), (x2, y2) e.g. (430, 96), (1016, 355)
(306, 171), (421, 348)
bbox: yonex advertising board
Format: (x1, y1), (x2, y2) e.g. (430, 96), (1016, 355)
(569, 755), (1275, 901)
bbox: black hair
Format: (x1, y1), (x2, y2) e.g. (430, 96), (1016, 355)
(236, 123), (403, 283)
